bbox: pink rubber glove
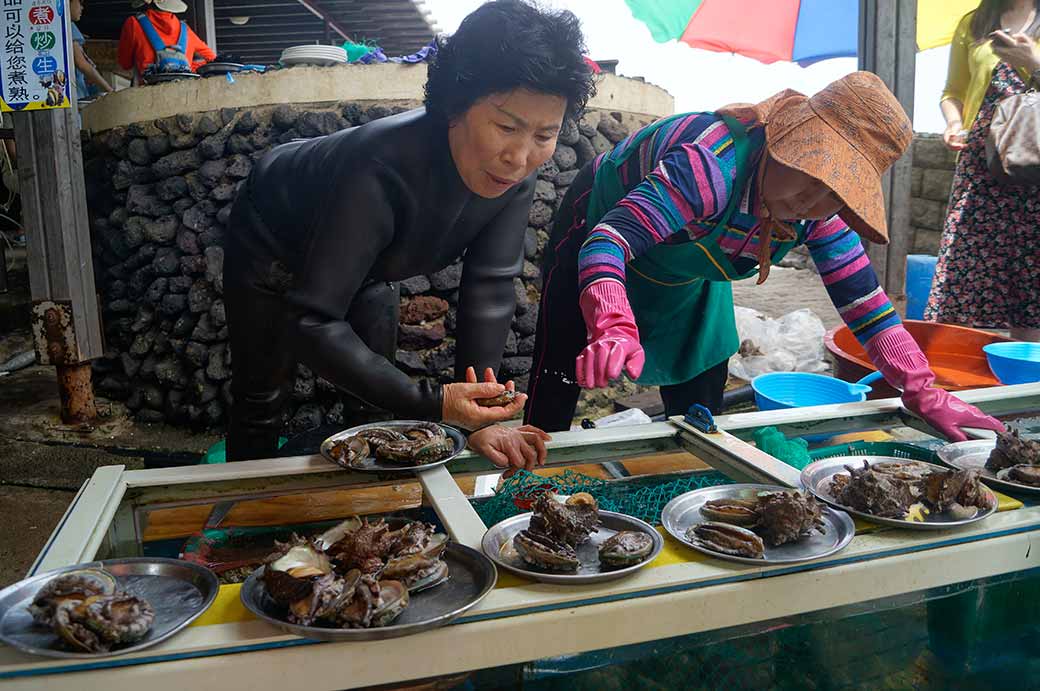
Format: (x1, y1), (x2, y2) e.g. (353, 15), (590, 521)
(576, 281), (645, 388)
(865, 325), (1004, 441)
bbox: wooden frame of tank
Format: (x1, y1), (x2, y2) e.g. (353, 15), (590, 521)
(2, 383), (1039, 689)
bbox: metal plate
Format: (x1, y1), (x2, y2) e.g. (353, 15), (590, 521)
(279, 56), (346, 67)
(319, 421), (466, 473)
(239, 543), (495, 641)
(481, 511), (663, 585)
(142, 72), (201, 84)
(800, 456), (998, 530)
(197, 61), (244, 76)
(938, 439), (1040, 496)
(0, 558), (218, 659)
(660, 484), (855, 565)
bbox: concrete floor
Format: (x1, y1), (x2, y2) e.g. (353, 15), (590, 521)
(0, 256), (850, 589)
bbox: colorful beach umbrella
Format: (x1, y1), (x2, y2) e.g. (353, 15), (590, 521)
(625, 0), (981, 65)
(624, 0), (859, 65)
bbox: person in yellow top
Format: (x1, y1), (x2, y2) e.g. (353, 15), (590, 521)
(940, 0), (1040, 148)
(926, 0), (1040, 340)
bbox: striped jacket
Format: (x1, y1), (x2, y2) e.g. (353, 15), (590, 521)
(577, 113), (900, 345)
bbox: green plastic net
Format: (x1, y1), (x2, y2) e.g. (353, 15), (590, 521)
(472, 469), (734, 527)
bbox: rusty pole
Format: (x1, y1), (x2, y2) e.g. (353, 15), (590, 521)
(37, 304), (98, 425)
(55, 363), (98, 424)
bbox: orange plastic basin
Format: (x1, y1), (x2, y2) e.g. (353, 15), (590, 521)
(825, 320), (1009, 398)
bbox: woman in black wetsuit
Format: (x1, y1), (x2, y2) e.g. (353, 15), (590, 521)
(224, 1), (594, 466)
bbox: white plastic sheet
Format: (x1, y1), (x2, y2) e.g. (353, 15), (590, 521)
(729, 306), (829, 381)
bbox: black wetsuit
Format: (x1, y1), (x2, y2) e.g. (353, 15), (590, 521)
(223, 108), (535, 461)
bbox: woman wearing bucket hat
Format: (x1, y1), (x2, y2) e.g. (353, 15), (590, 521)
(118, 0), (214, 82)
(525, 71), (1004, 442)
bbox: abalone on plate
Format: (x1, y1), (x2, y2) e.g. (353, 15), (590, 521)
(686, 522), (765, 559)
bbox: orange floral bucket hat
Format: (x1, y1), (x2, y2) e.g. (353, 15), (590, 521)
(719, 71), (913, 283)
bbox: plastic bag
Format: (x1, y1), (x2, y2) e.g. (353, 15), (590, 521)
(569, 407), (653, 431)
(729, 306), (828, 381)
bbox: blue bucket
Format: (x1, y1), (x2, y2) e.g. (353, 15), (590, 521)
(905, 254), (938, 320)
(752, 371), (882, 411)
(983, 342), (1040, 384)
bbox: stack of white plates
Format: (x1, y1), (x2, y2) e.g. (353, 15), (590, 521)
(279, 45), (348, 67)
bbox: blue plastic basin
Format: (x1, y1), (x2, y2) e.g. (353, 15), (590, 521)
(983, 342), (1040, 385)
(752, 372), (873, 411)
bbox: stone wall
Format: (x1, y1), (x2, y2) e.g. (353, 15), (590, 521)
(83, 102), (651, 430)
(909, 133), (957, 255)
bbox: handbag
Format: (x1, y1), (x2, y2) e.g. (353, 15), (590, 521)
(986, 83), (1040, 186)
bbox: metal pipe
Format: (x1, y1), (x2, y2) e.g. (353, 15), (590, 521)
(55, 362), (97, 425)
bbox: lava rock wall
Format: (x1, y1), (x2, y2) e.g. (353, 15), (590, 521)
(84, 102), (644, 431)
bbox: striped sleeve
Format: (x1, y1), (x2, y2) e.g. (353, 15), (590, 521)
(804, 215), (902, 344)
(577, 142), (733, 292)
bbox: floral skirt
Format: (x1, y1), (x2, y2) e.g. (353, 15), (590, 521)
(924, 62), (1040, 329)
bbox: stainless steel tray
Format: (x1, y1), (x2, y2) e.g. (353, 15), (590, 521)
(197, 61), (244, 76)
(0, 558), (218, 659)
(660, 484), (855, 565)
(319, 421), (466, 473)
(481, 510), (663, 585)
(800, 456), (998, 530)
(142, 71), (200, 84)
(938, 439), (1040, 496)
(240, 543), (495, 641)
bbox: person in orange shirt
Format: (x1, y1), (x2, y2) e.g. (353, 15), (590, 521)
(117, 0), (214, 82)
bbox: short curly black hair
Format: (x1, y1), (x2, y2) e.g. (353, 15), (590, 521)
(424, 1), (595, 122)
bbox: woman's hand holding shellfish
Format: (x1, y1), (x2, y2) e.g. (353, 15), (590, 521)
(441, 366), (527, 430)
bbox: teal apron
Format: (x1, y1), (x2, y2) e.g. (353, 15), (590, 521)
(584, 114), (805, 386)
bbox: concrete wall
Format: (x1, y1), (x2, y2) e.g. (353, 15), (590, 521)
(909, 133), (957, 255)
(83, 64), (674, 132)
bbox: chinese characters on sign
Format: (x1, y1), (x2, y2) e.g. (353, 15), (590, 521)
(0, 0), (71, 111)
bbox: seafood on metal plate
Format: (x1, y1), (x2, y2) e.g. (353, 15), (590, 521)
(513, 530), (581, 572)
(699, 498), (759, 527)
(327, 436), (370, 467)
(700, 492), (825, 547)
(987, 427), (1040, 473)
(376, 423), (455, 465)
(982, 426), (1040, 487)
(919, 468), (992, 519)
(338, 577), (409, 629)
(329, 423), (455, 468)
(1001, 464), (1040, 487)
(475, 390), (519, 407)
(27, 568), (118, 626)
(52, 593), (156, 653)
(598, 531), (654, 568)
(257, 516), (450, 629)
(686, 522), (765, 559)
(752, 491), (826, 547)
(829, 460), (920, 519)
(513, 492), (601, 572)
(26, 568), (156, 653)
(527, 493), (599, 546)
(830, 460), (992, 521)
